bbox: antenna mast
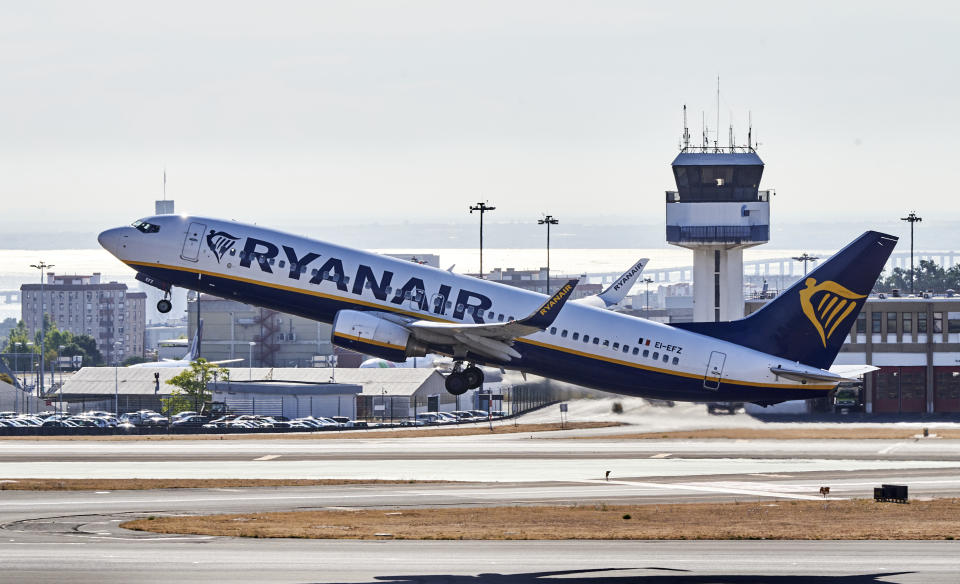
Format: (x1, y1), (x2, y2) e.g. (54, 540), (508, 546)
(682, 105), (690, 149)
(748, 111), (753, 150)
(715, 76), (720, 151)
(163, 168), (167, 201)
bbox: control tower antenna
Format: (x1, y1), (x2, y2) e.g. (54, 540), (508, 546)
(728, 124), (734, 148)
(748, 112), (753, 150)
(162, 167), (166, 201)
(682, 105), (690, 149)
(701, 111), (707, 148)
(715, 76), (720, 152)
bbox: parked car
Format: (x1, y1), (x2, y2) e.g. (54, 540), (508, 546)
(415, 413), (440, 425)
(434, 412), (458, 424)
(171, 415), (210, 428)
(345, 420), (369, 428)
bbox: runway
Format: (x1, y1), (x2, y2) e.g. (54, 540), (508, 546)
(2, 426), (959, 582)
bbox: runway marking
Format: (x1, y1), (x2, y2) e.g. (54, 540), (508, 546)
(579, 479), (842, 501)
(650, 453), (672, 459)
(253, 455), (281, 461)
(878, 443), (904, 455)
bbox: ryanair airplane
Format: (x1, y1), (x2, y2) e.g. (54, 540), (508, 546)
(99, 215), (896, 404)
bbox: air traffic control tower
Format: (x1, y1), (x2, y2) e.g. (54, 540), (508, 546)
(665, 120), (772, 322)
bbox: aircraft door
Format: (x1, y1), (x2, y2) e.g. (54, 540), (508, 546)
(181, 222), (207, 262)
(703, 351), (726, 390)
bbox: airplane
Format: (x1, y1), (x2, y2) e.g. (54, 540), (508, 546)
(99, 215), (895, 404)
(130, 319), (243, 368)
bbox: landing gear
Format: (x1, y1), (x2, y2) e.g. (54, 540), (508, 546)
(444, 362), (485, 396)
(157, 293), (172, 314)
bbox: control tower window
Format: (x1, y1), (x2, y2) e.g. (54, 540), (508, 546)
(672, 165), (763, 202)
(132, 220), (160, 233)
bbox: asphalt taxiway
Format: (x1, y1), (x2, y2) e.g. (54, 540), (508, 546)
(2, 409), (959, 582)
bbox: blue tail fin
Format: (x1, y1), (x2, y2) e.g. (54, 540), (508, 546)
(186, 319), (203, 361)
(674, 231), (897, 369)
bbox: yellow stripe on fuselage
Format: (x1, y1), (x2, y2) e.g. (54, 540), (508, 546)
(127, 260), (832, 391)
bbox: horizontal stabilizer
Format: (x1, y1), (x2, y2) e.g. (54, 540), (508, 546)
(769, 365), (844, 384)
(829, 364), (879, 379)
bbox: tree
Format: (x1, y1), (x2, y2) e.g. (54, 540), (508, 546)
(164, 359), (229, 415)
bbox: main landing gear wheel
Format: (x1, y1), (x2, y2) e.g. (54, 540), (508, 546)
(444, 372), (468, 396)
(463, 365), (484, 389)
(157, 298), (172, 314)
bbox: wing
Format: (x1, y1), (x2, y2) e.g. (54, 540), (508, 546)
(406, 279), (579, 362)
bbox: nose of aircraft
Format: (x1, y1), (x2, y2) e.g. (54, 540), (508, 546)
(97, 227), (130, 256)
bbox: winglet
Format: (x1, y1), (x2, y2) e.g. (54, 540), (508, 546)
(519, 279), (579, 330)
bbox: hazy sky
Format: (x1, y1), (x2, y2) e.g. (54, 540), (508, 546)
(2, 1), (958, 234)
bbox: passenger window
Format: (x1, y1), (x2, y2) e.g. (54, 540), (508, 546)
(572, 332), (580, 340)
(311, 269), (318, 276)
(446, 301), (453, 309)
(632, 347), (639, 355)
(508, 316), (514, 321)
(662, 354), (669, 363)
(637, 337), (644, 344)
(278, 260), (285, 268)
(643, 349), (649, 357)
(498, 314), (505, 322)
(488, 311), (495, 319)
(561, 330), (568, 338)
(622, 345), (629, 353)
(269, 258), (275, 265)
(603, 340), (609, 347)
(612, 342), (620, 350)
(386, 287), (393, 294)
(550, 327), (557, 335)
(456, 303), (465, 314)
(593, 338), (600, 345)
(672, 357), (679, 365)
(229, 249), (236, 256)
(653, 352), (659, 360)
(583, 335), (590, 343)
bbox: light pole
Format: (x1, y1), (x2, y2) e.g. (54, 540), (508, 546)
(248, 341), (256, 380)
(469, 201), (495, 279)
(643, 277), (654, 315)
(113, 341), (122, 417)
(57, 345), (64, 415)
(538, 215), (559, 294)
(901, 212), (922, 295)
(29, 261), (53, 395)
(792, 253), (820, 276)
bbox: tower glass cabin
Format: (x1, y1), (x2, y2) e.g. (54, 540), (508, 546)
(665, 147), (772, 322)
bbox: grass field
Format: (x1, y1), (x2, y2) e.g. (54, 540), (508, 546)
(0, 478), (452, 491)
(0, 421), (619, 441)
(569, 427), (960, 440)
(121, 499), (960, 540)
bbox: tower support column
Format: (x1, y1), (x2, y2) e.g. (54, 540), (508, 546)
(692, 247), (744, 322)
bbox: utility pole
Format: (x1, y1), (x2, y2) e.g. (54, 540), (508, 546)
(469, 201), (495, 278)
(538, 215), (559, 294)
(29, 261), (54, 395)
(901, 212), (922, 295)
(643, 277), (654, 315)
(792, 253), (820, 276)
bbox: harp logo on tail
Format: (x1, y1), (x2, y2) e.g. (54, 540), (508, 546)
(799, 278), (866, 347)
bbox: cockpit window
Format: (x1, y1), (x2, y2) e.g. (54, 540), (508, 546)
(132, 220), (160, 234)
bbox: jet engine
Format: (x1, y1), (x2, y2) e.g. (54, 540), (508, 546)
(331, 310), (428, 363)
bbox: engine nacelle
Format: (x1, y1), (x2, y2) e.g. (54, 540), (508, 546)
(332, 310), (428, 363)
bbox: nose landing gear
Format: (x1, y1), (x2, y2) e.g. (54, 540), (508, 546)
(444, 362), (485, 396)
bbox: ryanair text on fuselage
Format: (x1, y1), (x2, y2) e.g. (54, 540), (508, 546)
(223, 233), (493, 323)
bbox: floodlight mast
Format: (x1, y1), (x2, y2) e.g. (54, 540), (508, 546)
(538, 215), (559, 294)
(29, 261), (54, 394)
(469, 202), (495, 279)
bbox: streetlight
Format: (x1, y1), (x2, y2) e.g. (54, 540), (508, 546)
(469, 201), (495, 279)
(792, 253), (820, 276)
(248, 341), (256, 380)
(113, 341), (123, 417)
(538, 215), (559, 294)
(643, 277), (654, 314)
(29, 261), (53, 394)
(901, 211), (922, 295)
(57, 345), (64, 415)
